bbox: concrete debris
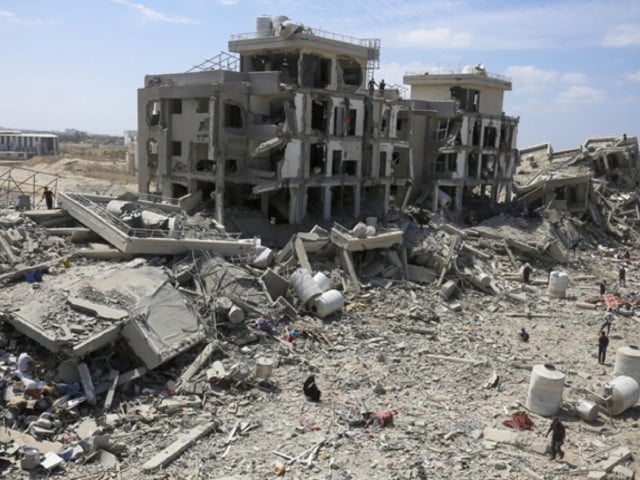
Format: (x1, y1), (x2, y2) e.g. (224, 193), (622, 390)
(2, 133), (640, 478)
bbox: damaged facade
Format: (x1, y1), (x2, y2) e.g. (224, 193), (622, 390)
(515, 135), (640, 233)
(136, 16), (515, 224)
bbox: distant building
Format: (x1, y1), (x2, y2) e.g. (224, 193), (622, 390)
(136, 16), (519, 224)
(0, 131), (59, 160)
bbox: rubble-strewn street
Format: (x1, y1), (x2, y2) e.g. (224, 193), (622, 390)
(1, 144), (640, 480)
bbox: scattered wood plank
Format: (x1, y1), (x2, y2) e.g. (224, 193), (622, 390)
(142, 421), (217, 472)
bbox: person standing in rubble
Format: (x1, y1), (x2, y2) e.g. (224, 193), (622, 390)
(41, 186), (54, 210)
(598, 330), (609, 365)
(598, 279), (607, 296)
(619, 264), (627, 287)
(546, 417), (566, 460)
(378, 79), (386, 97)
(601, 311), (614, 335)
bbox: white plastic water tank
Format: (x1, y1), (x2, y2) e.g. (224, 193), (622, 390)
(351, 222), (367, 238)
(547, 271), (569, 298)
(364, 225), (377, 237)
(309, 289), (344, 318)
(613, 345), (640, 386)
(256, 15), (273, 37)
(575, 399), (598, 422)
(271, 15), (289, 34)
(437, 189), (452, 208)
(278, 20), (301, 39)
(526, 364), (565, 416)
(312, 272), (331, 292)
(106, 200), (133, 216)
(290, 268), (323, 305)
(603, 375), (640, 415)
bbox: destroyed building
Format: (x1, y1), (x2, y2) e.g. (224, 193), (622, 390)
(136, 16), (518, 225)
(404, 65), (519, 216)
(515, 135), (639, 223)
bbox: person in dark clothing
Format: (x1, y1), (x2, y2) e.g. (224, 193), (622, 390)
(619, 264), (626, 287)
(42, 187), (54, 209)
(598, 279), (606, 296)
(598, 331), (609, 365)
(378, 79), (386, 97)
(523, 265), (532, 284)
(519, 328), (529, 342)
(546, 417), (566, 460)
(368, 78), (377, 96)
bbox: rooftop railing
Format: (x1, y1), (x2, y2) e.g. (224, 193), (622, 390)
(230, 26), (380, 51)
(405, 68), (510, 82)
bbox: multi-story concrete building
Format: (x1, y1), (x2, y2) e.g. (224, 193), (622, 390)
(137, 16), (517, 224)
(404, 64), (519, 215)
(0, 131), (59, 160)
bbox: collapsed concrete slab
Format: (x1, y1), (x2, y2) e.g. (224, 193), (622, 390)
(58, 192), (256, 256)
(122, 280), (205, 369)
(2, 262), (205, 365)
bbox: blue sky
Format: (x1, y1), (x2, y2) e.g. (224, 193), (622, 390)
(1, 0), (638, 149)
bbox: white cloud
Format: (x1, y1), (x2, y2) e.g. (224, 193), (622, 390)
(625, 70), (640, 82)
(111, 0), (198, 24)
(394, 27), (473, 49)
(561, 72), (586, 84)
(504, 65), (557, 91)
(218, 0), (239, 4)
(555, 85), (605, 105)
(0, 9), (56, 25)
(602, 24), (640, 46)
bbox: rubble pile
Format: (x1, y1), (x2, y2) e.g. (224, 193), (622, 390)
(1, 178), (640, 477)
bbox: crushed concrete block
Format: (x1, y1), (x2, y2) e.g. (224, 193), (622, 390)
(260, 268), (290, 302)
(67, 296), (129, 321)
(587, 472), (607, 480)
(406, 264), (437, 284)
(612, 465), (634, 479)
(99, 449), (119, 469)
(40, 451), (63, 471)
(76, 418), (99, 440)
(595, 447), (632, 472)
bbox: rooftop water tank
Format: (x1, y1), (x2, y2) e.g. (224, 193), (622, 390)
(278, 20), (301, 39)
(271, 15), (289, 34)
(526, 364), (565, 416)
(256, 15), (273, 37)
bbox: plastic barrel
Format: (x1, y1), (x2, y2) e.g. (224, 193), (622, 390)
(526, 364), (565, 416)
(613, 345), (640, 386)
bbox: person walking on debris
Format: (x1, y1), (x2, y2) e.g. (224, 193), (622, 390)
(619, 264), (627, 287)
(42, 186), (54, 210)
(598, 330), (609, 365)
(546, 417), (566, 460)
(598, 279), (607, 296)
(519, 328), (529, 342)
(378, 79), (386, 97)
(601, 311), (614, 335)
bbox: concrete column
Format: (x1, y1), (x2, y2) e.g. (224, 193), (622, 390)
(323, 187), (332, 220)
(261, 192), (269, 216)
(432, 184), (439, 211)
(455, 185), (463, 213)
(353, 185), (361, 218)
